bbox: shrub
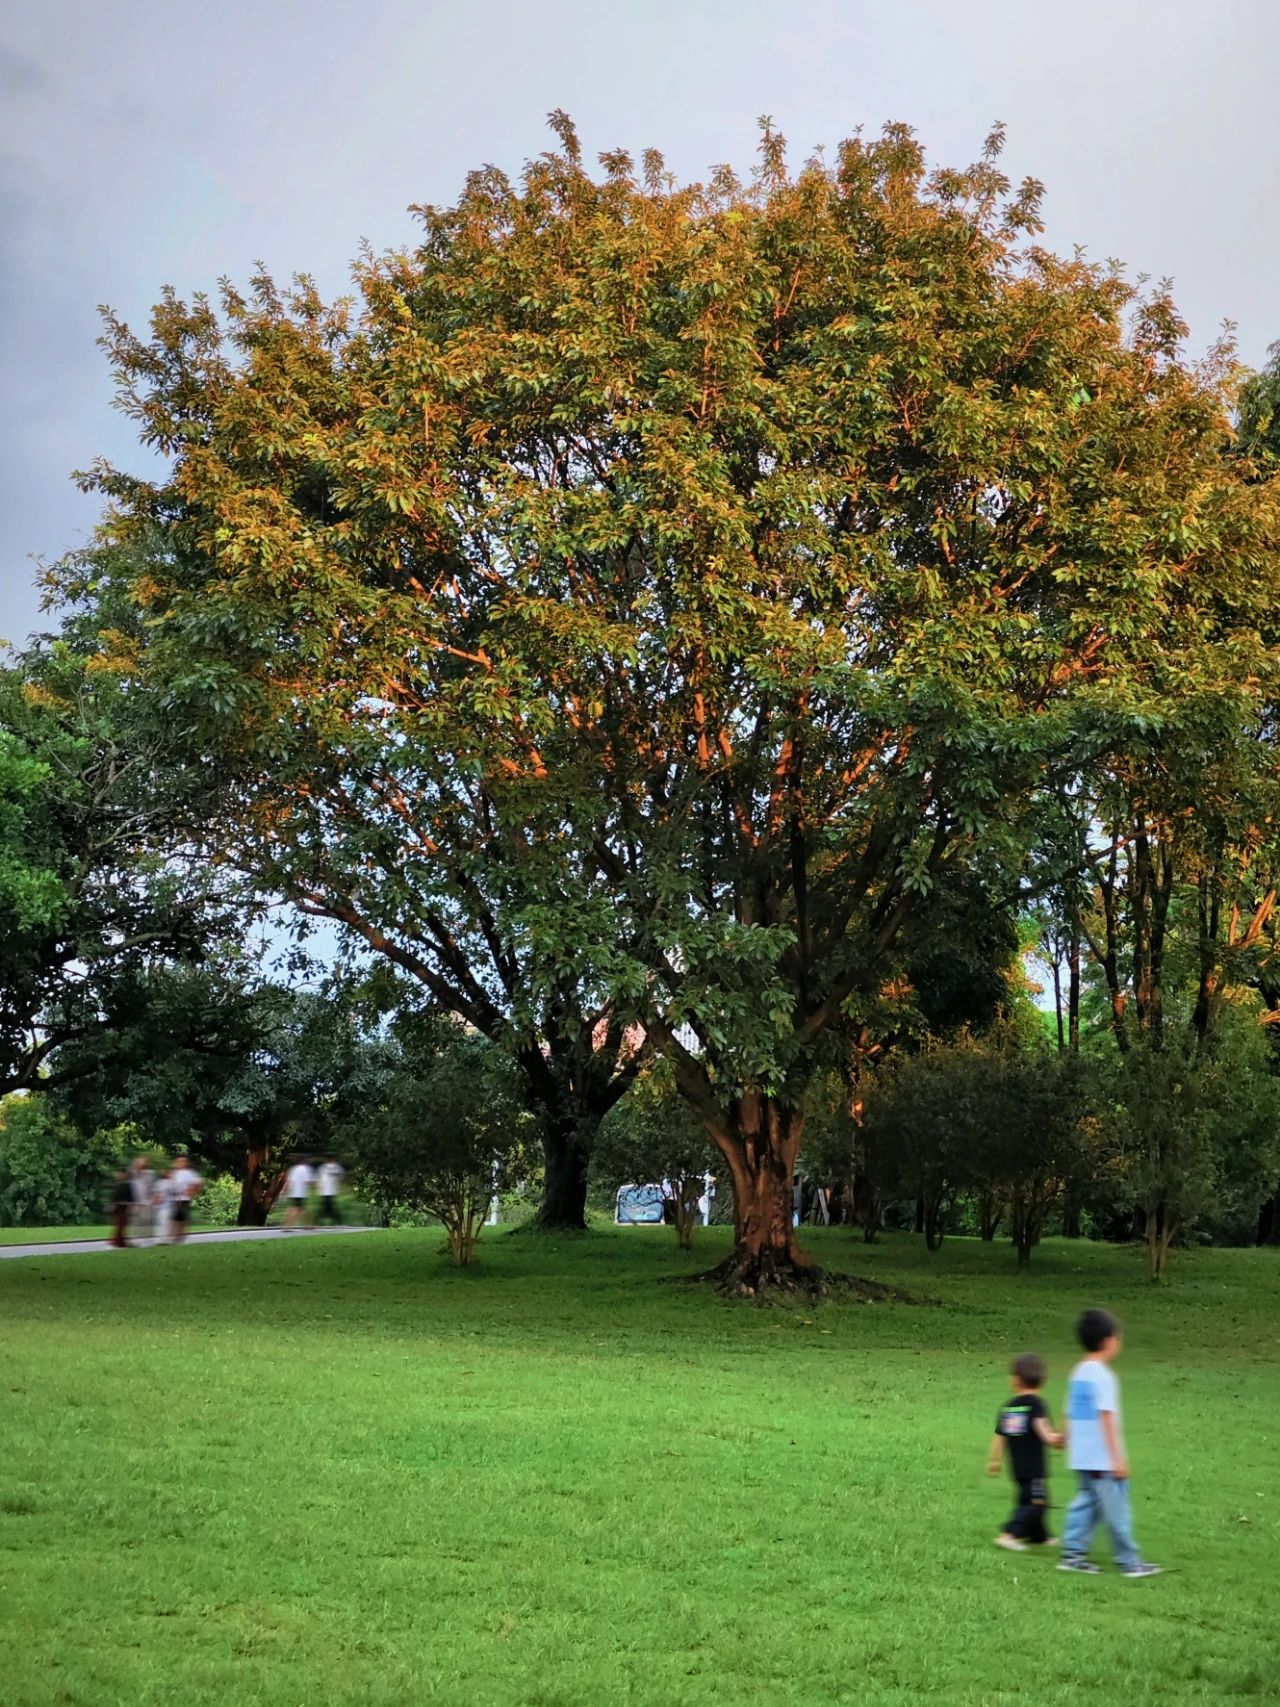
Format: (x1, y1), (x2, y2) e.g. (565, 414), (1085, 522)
(342, 1022), (539, 1265)
(195, 1173), (242, 1228)
(0, 1095), (128, 1227)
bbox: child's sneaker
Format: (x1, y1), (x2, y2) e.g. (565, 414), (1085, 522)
(1120, 1562), (1163, 1578)
(994, 1534), (1027, 1552)
(1058, 1556), (1101, 1573)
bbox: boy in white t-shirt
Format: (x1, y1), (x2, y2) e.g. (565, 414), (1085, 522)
(1059, 1308), (1162, 1578)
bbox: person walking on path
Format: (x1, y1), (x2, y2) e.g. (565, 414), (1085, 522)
(130, 1156), (156, 1244)
(168, 1155), (204, 1244)
(152, 1166), (174, 1244)
(282, 1156), (316, 1228)
(316, 1156), (345, 1224)
(109, 1169), (133, 1248)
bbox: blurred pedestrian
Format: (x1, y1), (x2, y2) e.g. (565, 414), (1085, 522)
(168, 1154), (204, 1243)
(152, 1165), (174, 1244)
(316, 1155), (345, 1224)
(109, 1169), (133, 1248)
(130, 1155), (156, 1244)
(282, 1156), (316, 1229)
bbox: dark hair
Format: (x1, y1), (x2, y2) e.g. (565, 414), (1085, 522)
(1011, 1352), (1047, 1388)
(1076, 1308), (1121, 1352)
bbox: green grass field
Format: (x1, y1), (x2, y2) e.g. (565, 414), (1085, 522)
(2, 1227), (1277, 1707)
(0, 1223), (116, 1244)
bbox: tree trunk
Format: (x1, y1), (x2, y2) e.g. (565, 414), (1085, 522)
(704, 1095), (815, 1292)
(1258, 1190), (1280, 1246)
(237, 1143), (275, 1226)
(517, 1037), (631, 1233)
(1146, 1203), (1174, 1281)
(853, 1171), (881, 1243)
(671, 1182), (701, 1251)
(914, 1194), (926, 1235)
(1067, 919), (1081, 1055)
(978, 1190), (1004, 1242)
(923, 1195), (945, 1252)
(1062, 1192), (1082, 1239)
(1011, 1196), (1045, 1266)
(534, 1118), (591, 1231)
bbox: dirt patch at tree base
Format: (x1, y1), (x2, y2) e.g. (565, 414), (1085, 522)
(680, 1252), (928, 1306)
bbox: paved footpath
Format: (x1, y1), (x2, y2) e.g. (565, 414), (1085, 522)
(0, 1225), (381, 1260)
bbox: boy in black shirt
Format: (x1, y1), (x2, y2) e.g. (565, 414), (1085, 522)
(986, 1352), (1063, 1552)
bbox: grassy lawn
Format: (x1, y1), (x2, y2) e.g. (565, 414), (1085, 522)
(1, 1227), (1277, 1707)
(0, 1224), (114, 1245)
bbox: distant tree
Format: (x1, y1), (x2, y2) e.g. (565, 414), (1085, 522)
(595, 1070), (719, 1248)
(795, 1072), (862, 1231)
(970, 1048), (1098, 1265)
(795, 872), (1024, 1243)
(1103, 1016), (1280, 1279)
(860, 1034), (1101, 1264)
(1237, 341), (1280, 468)
(903, 867), (1023, 1040)
(342, 1020), (538, 1265)
(52, 969), (376, 1223)
(860, 1047), (974, 1251)
(0, 581), (241, 1099)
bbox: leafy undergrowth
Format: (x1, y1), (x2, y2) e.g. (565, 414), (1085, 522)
(1, 1228), (1277, 1706)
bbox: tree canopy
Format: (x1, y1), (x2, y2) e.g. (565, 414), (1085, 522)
(71, 116), (1280, 1287)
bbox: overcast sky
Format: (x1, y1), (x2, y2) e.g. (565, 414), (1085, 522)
(2, 0), (1278, 647)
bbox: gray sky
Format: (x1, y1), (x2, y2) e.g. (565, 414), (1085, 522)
(3, 0), (1278, 647)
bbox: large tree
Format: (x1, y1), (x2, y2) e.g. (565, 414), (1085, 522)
(83, 117), (1280, 1286)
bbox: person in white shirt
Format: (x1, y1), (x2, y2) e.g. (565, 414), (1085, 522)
(167, 1156), (204, 1243)
(282, 1157), (317, 1228)
(316, 1156), (345, 1224)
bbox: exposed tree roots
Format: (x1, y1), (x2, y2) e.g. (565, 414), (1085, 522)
(688, 1247), (921, 1305)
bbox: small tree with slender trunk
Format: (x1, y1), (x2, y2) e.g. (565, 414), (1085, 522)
(342, 1019), (538, 1265)
(859, 1046), (974, 1252)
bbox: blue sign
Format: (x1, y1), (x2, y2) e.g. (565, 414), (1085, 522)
(615, 1183), (666, 1224)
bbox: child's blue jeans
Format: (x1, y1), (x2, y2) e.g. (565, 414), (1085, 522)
(1062, 1471), (1141, 1569)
